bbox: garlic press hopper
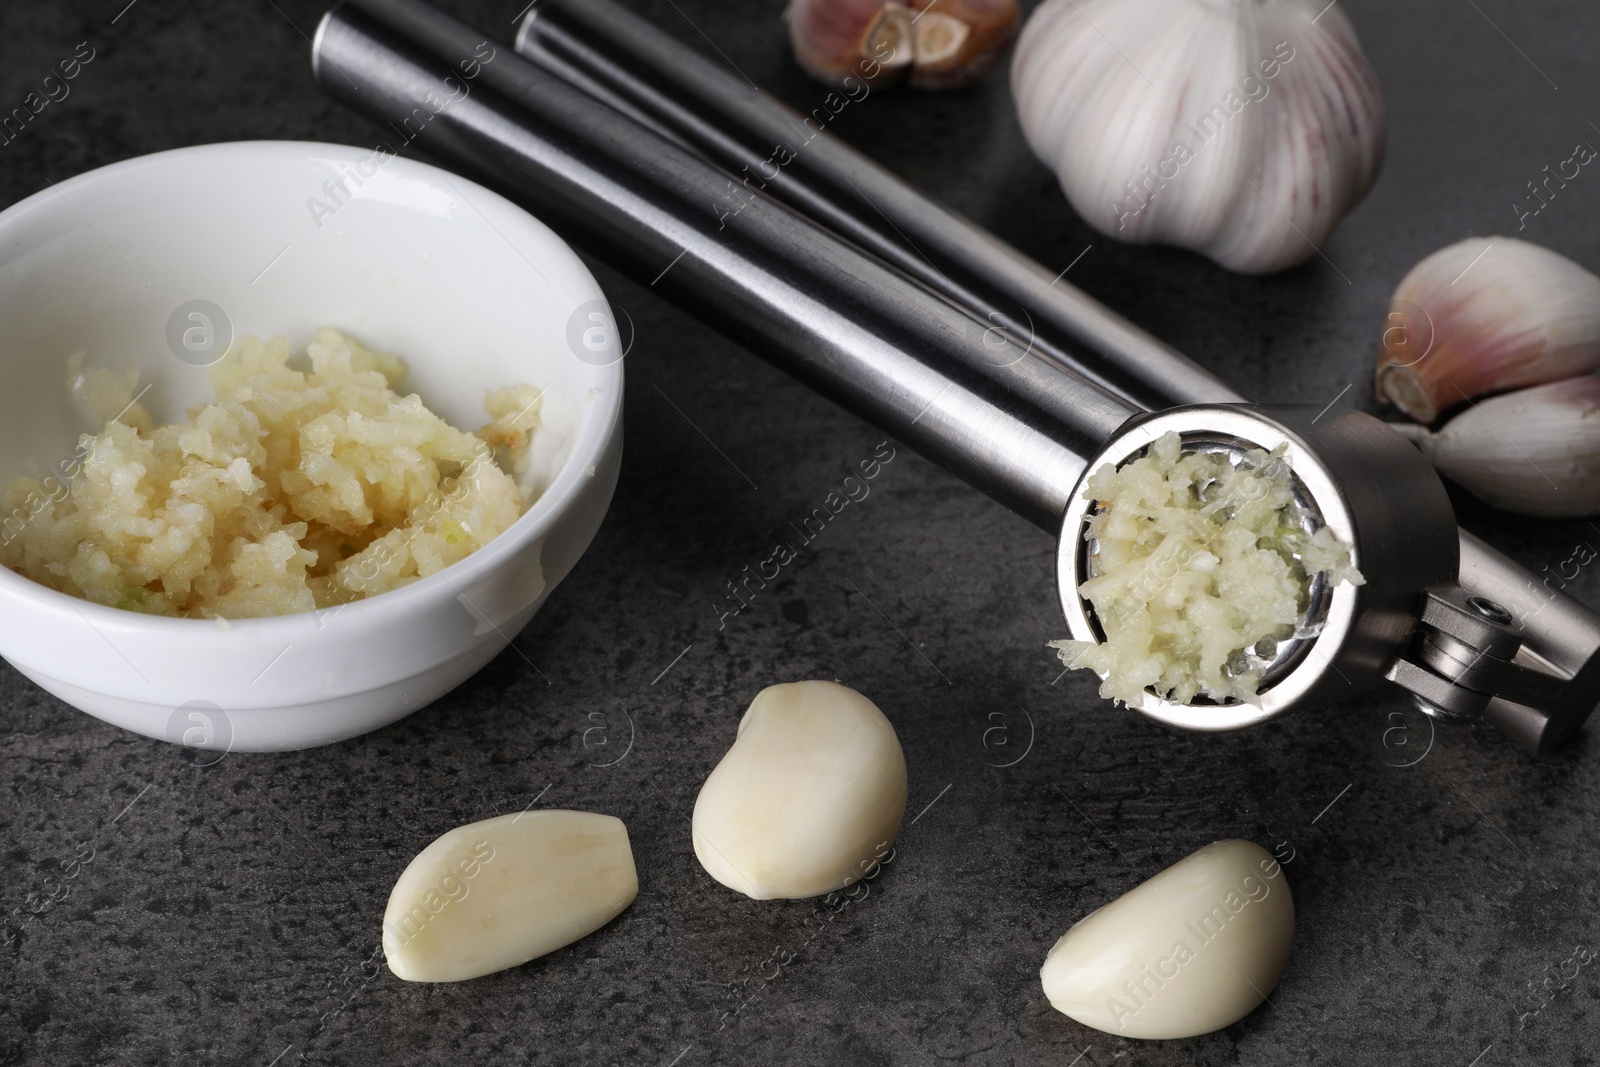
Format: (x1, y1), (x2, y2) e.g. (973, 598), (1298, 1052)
(313, 0), (1600, 754)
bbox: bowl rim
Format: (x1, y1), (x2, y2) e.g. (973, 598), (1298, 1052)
(0, 139), (623, 636)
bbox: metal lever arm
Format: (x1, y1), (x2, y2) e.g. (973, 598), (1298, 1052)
(514, 0), (1242, 414)
(315, 0), (1136, 531)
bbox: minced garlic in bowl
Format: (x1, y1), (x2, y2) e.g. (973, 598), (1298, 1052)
(0, 328), (544, 619)
(1051, 430), (1363, 706)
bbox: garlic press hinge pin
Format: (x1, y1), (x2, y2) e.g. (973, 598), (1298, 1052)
(1385, 585), (1571, 724)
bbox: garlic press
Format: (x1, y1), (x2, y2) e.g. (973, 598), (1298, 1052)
(313, 0), (1600, 754)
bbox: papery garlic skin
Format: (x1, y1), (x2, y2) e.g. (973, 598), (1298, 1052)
(382, 810), (638, 983)
(1011, 0), (1384, 273)
(904, 0), (1021, 90)
(1376, 237), (1600, 424)
(787, 0), (1019, 90)
(1040, 840), (1293, 1039)
(1399, 377), (1600, 518)
(693, 681), (908, 900)
(788, 0), (913, 86)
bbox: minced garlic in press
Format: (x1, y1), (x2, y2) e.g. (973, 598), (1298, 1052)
(1051, 431), (1363, 706)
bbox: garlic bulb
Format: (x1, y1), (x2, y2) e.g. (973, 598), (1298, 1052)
(1397, 377), (1600, 518)
(1376, 237), (1600, 424)
(1011, 0), (1385, 273)
(787, 0), (1020, 90)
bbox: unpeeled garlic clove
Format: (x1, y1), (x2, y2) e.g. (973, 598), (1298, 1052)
(1376, 236), (1600, 424)
(1396, 376), (1600, 518)
(904, 0), (1021, 90)
(786, 0), (1018, 90)
(788, 0), (912, 86)
(382, 810), (638, 982)
(1040, 839), (1293, 1039)
(692, 680), (907, 900)
(1011, 0), (1385, 273)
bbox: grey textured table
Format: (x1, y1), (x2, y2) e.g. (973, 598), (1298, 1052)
(4, 1), (1600, 1064)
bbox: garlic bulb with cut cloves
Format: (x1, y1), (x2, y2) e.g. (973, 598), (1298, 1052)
(1376, 237), (1600, 424)
(1011, 0), (1385, 273)
(787, 0), (1020, 90)
(1396, 377), (1600, 518)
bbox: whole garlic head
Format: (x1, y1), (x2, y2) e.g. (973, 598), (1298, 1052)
(1011, 0), (1386, 273)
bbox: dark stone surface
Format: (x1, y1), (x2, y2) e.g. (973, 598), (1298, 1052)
(3, 1), (1600, 1064)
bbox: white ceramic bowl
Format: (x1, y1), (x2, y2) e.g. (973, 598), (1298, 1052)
(0, 141), (623, 750)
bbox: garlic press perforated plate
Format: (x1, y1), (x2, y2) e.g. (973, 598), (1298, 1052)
(313, 0), (1600, 754)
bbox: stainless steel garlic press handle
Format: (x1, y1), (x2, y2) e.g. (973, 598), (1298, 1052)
(514, 0), (1240, 416)
(314, 0), (1127, 528)
(313, 0), (1600, 754)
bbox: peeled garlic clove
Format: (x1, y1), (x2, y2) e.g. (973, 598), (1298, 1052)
(1041, 839), (1293, 1039)
(382, 810), (638, 982)
(1398, 377), (1600, 518)
(693, 680), (907, 900)
(786, 0), (1018, 90)
(1011, 0), (1384, 274)
(1376, 237), (1600, 424)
